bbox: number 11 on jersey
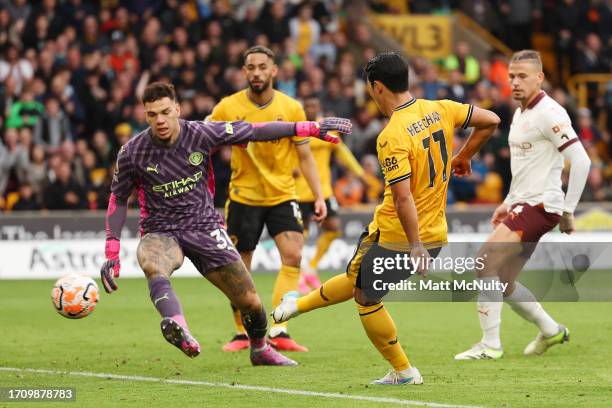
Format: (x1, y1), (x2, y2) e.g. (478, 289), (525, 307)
(421, 129), (448, 188)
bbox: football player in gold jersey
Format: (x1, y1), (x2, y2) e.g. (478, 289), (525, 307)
(296, 96), (365, 293)
(210, 46), (325, 352)
(273, 52), (500, 384)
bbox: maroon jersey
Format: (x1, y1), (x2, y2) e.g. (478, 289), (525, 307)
(112, 119), (253, 234)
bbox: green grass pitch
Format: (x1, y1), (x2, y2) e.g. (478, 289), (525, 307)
(1, 275), (611, 407)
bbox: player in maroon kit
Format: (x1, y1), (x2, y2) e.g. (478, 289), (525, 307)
(100, 82), (351, 366)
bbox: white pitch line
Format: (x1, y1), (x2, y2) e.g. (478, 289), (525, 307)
(0, 366), (483, 408)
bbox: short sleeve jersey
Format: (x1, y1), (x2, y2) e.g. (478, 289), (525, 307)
(370, 98), (473, 246)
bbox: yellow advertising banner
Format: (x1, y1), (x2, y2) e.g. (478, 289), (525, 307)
(371, 14), (451, 60)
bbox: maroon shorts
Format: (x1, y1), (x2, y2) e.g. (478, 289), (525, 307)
(156, 228), (241, 275)
(502, 203), (561, 257)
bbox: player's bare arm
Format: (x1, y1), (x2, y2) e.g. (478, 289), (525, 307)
(451, 107), (500, 177)
(295, 142), (327, 221)
(390, 178), (429, 276)
(136, 233), (184, 279)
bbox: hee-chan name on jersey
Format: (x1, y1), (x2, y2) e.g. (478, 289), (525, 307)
(372, 278), (508, 292)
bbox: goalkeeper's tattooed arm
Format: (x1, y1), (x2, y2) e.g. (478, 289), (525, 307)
(101, 193), (127, 293)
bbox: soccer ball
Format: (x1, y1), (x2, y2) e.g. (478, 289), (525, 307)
(51, 274), (99, 319)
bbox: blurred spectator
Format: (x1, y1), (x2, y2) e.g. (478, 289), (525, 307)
(360, 154), (384, 203)
(0, 43), (33, 94)
(347, 106), (383, 158)
(498, 0), (540, 51)
(551, 87), (579, 125)
(48, 72), (85, 133)
(80, 70), (109, 135)
(599, 1), (612, 46)
(347, 23), (372, 68)
(322, 76), (354, 118)
(460, 0), (503, 39)
(43, 161), (87, 210)
(475, 153), (504, 203)
(334, 171), (364, 207)
(109, 30), (139, 74)
(488, 52), (511, 98)
(421, 64), (444, 100)
(277, 60), (298, 98)
(26, 144), (47, 197)
(470, 82), (492, 109)
(450, 153), (487, 202)
(81, 14), (107, 53)
(192, 92), (216, 120)
(310, 31), (336, 70)
(576, 108), (603, 148)
(91, 130), (114, 168)
(4, 0), (31, 25)
(33, 97), (72, 152)
(5, 87), (44, 129)
(208, 0), (238, 39)
(114, 123), (132, 147)
(445, 70), (469, 104)
(0, 127), (29, 195)
(260, 0), (290, 46)
(576, 33), (611, 74)
(289, 4), (320, 56)
(0, 1), (608, 211)
(18, 126), (33, 151)
(444, 41), (480, 85)
(489, 87), (513, 134)
(27, 0), (65, 39)
(12, 182), (41, 211)
(553, 0), (583, 81)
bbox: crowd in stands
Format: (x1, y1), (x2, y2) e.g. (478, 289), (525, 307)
(0, 0), (611, 212)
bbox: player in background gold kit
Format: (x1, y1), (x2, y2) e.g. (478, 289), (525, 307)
(210, 46), (326, 352)
(295, 96), (365, 293)
(274, 52), (500, 384)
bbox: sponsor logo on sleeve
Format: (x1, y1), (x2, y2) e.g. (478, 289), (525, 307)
(382, 156), (399, 173)
(552, 122), (571, 133)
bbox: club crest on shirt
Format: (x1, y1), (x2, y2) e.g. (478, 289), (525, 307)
(189, 151), (203, 166)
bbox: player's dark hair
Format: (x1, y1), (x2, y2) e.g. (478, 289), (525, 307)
(142, 82), (177, 104)
(364, 52), (409, 93)
(243, 45), (276, 64)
